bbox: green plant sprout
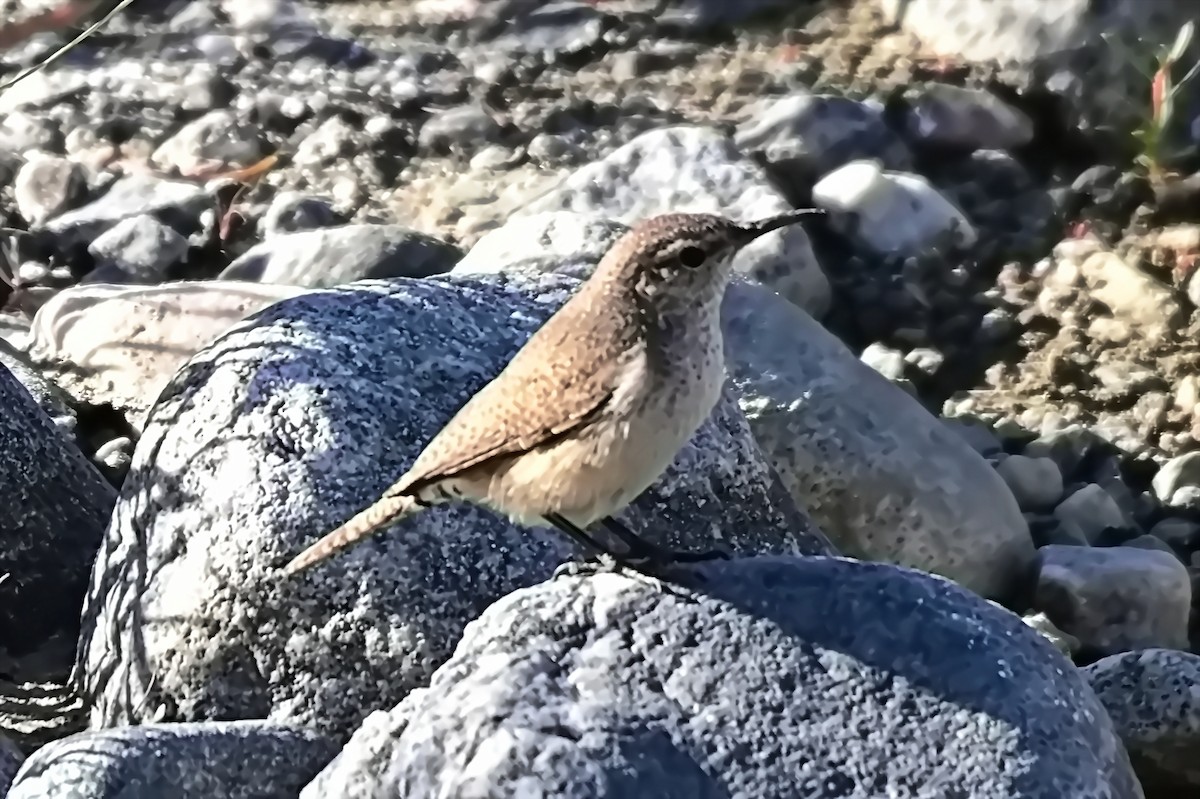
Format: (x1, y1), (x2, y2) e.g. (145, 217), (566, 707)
(1104, 21), (1200, 180)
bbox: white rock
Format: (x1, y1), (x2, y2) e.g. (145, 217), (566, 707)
(813, 159), (977, 255)
(28, 282), (307, 426)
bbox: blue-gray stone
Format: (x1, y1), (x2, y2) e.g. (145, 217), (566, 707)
(305, 556), (1142, 798)
(8, 721), (337, 799)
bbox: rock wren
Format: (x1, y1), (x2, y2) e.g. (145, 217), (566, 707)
(282, 209), (819, 577)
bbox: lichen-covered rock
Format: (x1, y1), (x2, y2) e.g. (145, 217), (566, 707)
(7, 721), (338, 799)
(304, 556), (1142, 799)
(514, 125), (831, 318)
(1085, 649), (1200, 797)
(457, 212), (1035, 600)
(0, 364), (116, 682)
(77, 272), (829, 741)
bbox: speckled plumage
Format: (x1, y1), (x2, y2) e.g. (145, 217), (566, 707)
(283, 210), (817, 576)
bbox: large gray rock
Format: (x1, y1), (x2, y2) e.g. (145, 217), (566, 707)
(8, 721), (337, 799)
(514, 125), (831, 318)
(304, 556), (1143, 799)
(1085, 649), (1200, 797)
(218, 224), (463, 288)
(0, 364), (116, 682)
(456, 213), (1035, 600)
(78, 273), (830, 741)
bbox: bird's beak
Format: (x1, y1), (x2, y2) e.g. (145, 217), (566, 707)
(738, 208), (822, 243)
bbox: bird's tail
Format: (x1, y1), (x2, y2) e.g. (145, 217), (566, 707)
(281, 493), (424, 576)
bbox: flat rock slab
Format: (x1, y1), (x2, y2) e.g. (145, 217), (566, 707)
(457, 213), (1035, 600)
(8, 721), (338, 799)
(305, 556), (1142, 799)
(27, 281), (308, 426)
(77, 272), (829, 741)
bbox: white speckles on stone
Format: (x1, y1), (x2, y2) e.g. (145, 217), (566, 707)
(14, 153), (84, 226)
(1086, 648), (1200, 794)
(304, 557), (1140, 797)
(813, 159), (977, 256)
(902, 85), (1035, 151)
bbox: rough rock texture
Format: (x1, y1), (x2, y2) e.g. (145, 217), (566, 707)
(304, 556), (1142, 799)
(7, 721), (338, 799)
(514, 125), (832, 318)
(1085, 649), (1200, 797)
(456, 213), (1035, 600)
(218, 224), (464, 288)
(0, 363), (116, 682)
(77, 272), (831, 741)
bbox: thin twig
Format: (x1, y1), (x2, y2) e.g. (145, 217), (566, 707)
(0, 0), (141, 95)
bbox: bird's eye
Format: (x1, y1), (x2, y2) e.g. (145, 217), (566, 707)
(677, 246), (707, 268)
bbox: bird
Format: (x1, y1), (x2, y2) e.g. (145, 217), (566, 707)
(282, 208), (819, 577)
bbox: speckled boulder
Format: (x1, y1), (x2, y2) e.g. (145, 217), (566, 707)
(456, 213), (1035, 600)
(7, 721), (337, 798)
(303, 556), (1142, 799)
(0, 364), (116, 682)
(1085, 649), (1200, 797)
(514, 124), (831, 318)
(77, 272), (830, 741)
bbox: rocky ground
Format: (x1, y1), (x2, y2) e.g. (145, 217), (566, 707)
(0, 0), (1199, 796)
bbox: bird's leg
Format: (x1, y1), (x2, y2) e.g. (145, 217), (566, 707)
(543, 512), (666, 585)
(599, 516), (731, 564)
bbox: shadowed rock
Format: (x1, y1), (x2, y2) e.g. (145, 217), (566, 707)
(0, 363), (116, 682)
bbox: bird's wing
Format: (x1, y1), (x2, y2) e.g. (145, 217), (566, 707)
(390, 295), (632, 496)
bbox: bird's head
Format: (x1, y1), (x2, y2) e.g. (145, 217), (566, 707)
(601, 210), (820, 307)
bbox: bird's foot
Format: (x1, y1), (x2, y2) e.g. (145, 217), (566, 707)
(552, 555), (624, 581)
(551, 553), (711, 592)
